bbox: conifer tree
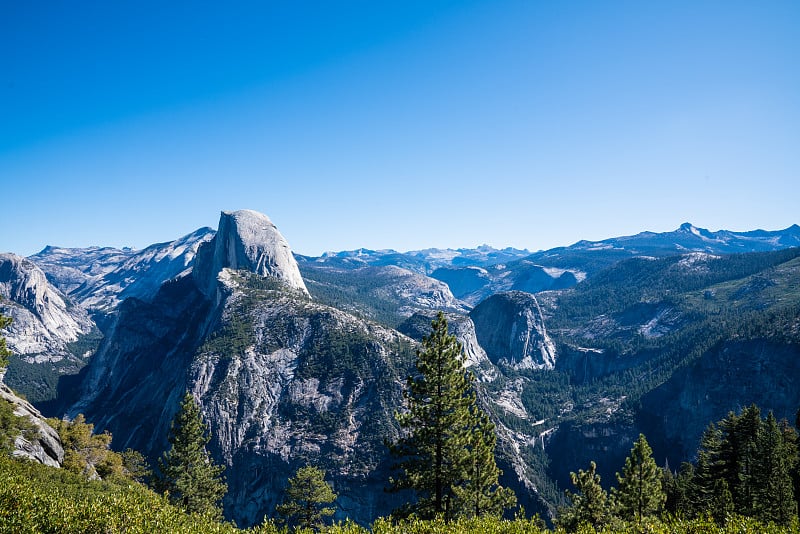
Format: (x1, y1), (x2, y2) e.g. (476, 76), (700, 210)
(753, 412), (797, 524)
(388, 312), (514, 520)
(720, 405), (762, 515)
(693, 423), (725, 516)
(158, 392), (227, 519)
(276, 465), (337, 531)
(0, 311), (12, 370)
(558, 460), (609, 530)
(611, 433), (665, 522)
(453, 407), (516, 518)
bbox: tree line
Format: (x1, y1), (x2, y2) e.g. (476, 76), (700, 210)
(557, 405), (800, 532)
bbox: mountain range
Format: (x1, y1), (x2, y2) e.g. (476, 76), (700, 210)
(1, 212), (799, 526)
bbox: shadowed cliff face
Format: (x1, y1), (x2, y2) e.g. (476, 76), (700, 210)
(638, 339), (800, 465)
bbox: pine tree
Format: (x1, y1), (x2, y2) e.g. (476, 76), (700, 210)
(276, 465), (337, 531)
(388, 312), (514, 520)
(716, 405), (763, 515)
(664, 462), (696, 516)
(753, 412), (797, 525)
(611, 433), (665, 522)
(693, 423), (725, 516)
(453, 407), (516, 518)
(0, 310), (12, 370)
(158, 392), (227, 519)
(558, 460), (609, 530)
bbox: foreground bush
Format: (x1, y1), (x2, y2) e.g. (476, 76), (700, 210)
(0, 455), (278, 533)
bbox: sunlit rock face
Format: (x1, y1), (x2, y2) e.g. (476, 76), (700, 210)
(0, 253), (94, 359)
(470, 291), (556, 370)
(0, 382), (64, 467)
(193, 210), (308, 298)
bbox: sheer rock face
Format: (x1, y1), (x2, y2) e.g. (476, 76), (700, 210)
(469, 291), (556, 370)
(0, 253), (94, 359)
(194, 210), (308, 298)
(1, 382), (64, 467)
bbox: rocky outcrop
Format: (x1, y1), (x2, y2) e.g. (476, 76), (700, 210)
(1, 382), (63, 467)
(194, 210), (308, 298)
(301, 264), (468, 324)
(0, 253), (94, 361)
(469, 291), (556, 370)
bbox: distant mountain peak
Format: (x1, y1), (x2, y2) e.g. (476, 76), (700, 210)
(193, 210), (309, 296)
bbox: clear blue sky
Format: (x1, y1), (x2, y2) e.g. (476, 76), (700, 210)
(2, 1), (798, 257)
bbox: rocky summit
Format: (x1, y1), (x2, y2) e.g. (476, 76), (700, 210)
(194, 210), (309, 298)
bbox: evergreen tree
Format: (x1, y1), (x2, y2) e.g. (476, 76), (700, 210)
(0, 310), (12, 370)
(611, 433), (665, 522)
(453, 407), (516, 518)
(388, 312), (514, 520)
(753, 412), (797, 524)
(693, 423), (725, 516)
(719, 405), (761, 515)
(663, 462), (695, 516)
(157, 392), (227, 518)
(558, 460), (609, 530)
(276, 465), (337, 531)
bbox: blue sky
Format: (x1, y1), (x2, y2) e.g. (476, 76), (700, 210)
(2, 1), (798, 257)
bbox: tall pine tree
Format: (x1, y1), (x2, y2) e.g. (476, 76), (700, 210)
(753, 412), (797, 524)
(158, 392), (227, 519)
(453, 406), (516, 518)
(611, 433), (665, 522)
(558, 460), (609, 530)
(388, 312), (514, 520)
(276, 465), (337, 531)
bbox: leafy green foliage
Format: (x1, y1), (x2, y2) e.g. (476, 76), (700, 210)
(157, 392), (227, 519)
(49, 413), (125, 479)
(0, 452), (797, 534)
(389, 312), (515, 520)
(276, 465), (337, 531)
(0, 454), (275, 533)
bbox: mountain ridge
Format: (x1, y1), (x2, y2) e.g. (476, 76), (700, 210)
(3, 213), (799, 525)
